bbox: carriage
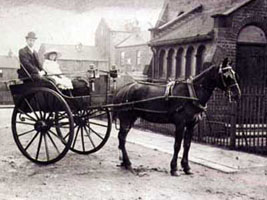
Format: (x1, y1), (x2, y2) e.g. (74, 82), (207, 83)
(9, 70), (114, 165)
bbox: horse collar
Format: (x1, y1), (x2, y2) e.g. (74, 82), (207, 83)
(187, 78), (207, 112)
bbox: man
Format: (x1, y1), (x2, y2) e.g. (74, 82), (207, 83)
(18, 32), (45, 80)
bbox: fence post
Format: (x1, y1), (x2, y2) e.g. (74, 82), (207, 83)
(230, 102), (237, 149)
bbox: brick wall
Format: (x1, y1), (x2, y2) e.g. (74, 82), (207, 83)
(215, 0), (267, 66)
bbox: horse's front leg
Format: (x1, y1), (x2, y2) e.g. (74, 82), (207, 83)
(170, 124), (185, 176)
(181, 120), (197, 175)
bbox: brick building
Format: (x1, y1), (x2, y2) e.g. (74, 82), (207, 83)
(115, 31), (152, 80)
(39, 43), (108, 76)
(148, 0), (267, 87)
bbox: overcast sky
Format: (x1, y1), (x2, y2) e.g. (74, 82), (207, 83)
(0, 0), (162, 56)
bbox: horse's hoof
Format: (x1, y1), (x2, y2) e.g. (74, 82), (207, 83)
(184, 169), (193, 175)
(170, 171), (179, 176)
(126, 165), (136, 174)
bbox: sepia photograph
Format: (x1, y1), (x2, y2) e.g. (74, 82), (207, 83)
(0, 0), (266, 199)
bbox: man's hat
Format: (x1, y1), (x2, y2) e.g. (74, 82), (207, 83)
(25, 32), (37, 39)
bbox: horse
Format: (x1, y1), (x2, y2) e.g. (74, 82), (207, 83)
(113, 59), (241, 176)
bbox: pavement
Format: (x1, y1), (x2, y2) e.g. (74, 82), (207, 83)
(1, 107), (266, 174)
(110, 124), (267, 174)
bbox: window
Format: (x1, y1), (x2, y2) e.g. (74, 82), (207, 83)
(127, 58), (131, 65)
(137, 50), (141, 65)
(120, 52), (125, 65)
(0, 69), (3, 78)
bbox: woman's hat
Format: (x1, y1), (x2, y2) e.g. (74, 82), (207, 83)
(44, 49), (62, 58)
(25, 32), (37, 39)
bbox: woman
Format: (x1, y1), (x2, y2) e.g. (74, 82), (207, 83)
(43, 50), (73, 90)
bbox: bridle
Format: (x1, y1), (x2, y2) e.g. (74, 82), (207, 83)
(218, 65), (239, 102)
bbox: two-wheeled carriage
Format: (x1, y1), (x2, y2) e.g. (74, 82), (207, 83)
(9, 75), (112, 164)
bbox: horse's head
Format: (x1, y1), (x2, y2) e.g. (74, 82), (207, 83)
(216, 58), (241, 102)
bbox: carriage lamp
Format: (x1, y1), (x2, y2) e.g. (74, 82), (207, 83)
(110, 65), (118, 91)
(88, 64), (97, 92)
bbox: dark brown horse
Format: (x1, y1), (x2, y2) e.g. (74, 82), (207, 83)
(113, 59), (241, 176)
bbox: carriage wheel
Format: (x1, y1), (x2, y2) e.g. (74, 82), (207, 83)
(12, 88), (74, 164)
(68, 108), (111, 154)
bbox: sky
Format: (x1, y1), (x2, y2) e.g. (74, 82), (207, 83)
(0, 1), (162, 56)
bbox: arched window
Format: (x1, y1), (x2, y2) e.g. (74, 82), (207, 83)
(238, 25), (267, 44)
(185, 46), (194, 78)
(175, 48), (184, 79)
(196, 45), (206, 75)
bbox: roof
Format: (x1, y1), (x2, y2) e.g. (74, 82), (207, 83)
(213, 0), (256, 16)
(116, 31), (151, 48)
(39, 43), (107, 61)
(101, 18), (140, 32)
(150, 0), (252, 46)
(0, 56), (19, 69)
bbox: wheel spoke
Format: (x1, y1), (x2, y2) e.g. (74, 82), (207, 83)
(44, 134), (50, 161)
(72, 126), (80, 149)
(48, 130), (62, 141)
(47, 132), (60, 154)
(24, 98), (39, 120)
(16, 121), (35, 126)
(86, 124), (104, 140)
(25, 131), (39, 151)
(18, 129), (35, 137)
(45, 111), (54, 121)
(18, 109), (37, 122)
(81, 127), (85, 151)
(89, 121), (108, 128)
(36, 133), (43, 160)
(84, 127), (96, 148)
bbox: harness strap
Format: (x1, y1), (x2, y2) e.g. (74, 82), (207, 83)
(164, 81), (176, 100)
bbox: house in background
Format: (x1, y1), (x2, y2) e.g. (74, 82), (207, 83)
(0, 54), (19, 104)
(115, 31), (152, 80)
(38, 43), (108, 76)
(95, 18), (141, 70)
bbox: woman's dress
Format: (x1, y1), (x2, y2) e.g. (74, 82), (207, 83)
(43, 60), (73, 90)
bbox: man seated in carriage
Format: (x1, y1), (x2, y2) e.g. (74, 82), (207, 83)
(18, 32), (46, 81)
(17, 32), (89, 96)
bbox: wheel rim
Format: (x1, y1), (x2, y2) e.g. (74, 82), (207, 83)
(68, 108), (111, 154)
(12, 88), (74, 164)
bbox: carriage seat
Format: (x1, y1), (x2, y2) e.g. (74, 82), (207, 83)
(16, 68), (90, 97)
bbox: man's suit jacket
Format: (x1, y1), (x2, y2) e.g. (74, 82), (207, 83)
(18, 46), (43, 79)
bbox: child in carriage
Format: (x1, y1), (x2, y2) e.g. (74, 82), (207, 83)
(42, 50), (73, 90)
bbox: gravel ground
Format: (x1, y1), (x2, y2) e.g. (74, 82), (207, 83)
(0, 109), (267, 200)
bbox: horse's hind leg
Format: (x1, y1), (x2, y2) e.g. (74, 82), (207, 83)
(118, 115), (136, 171)
(181, 120), (197, 175)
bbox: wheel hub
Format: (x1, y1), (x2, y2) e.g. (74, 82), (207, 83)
(74, 116), (87, 127)
(35, 121), (49, 132)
